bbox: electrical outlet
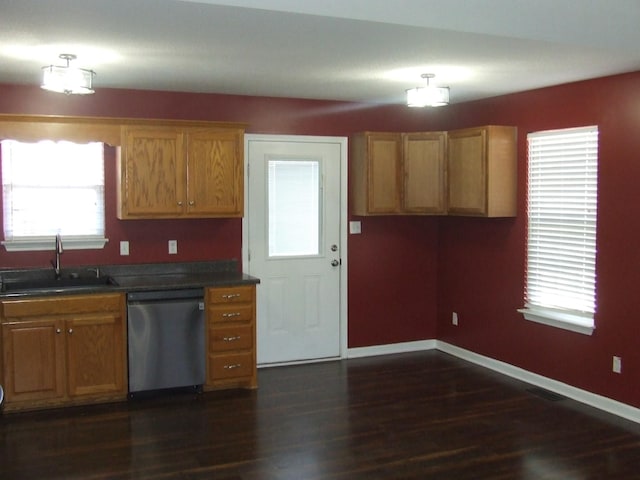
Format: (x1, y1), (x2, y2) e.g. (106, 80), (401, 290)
(452, 312), (459, 326)
(120, 241), (129, 256)
(612, 356), (622, 374)
(349, 221), (362, 234)
(168, 240), (178, 255)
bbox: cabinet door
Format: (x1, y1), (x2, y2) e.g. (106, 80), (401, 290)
(2, 320), (65, 403)
(448, 128), (487, 215)
(119, 127), (186, 218)
(65, 312), (126, 398)
(403, 132), (447, 214)
(351, 132), (402, 215)
(366, 133), (402, 213)
(186, 129), (244, 216)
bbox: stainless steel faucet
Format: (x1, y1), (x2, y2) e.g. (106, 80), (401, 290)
(51, 233), (63, 279)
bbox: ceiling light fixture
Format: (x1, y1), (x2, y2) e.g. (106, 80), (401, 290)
(41, 54), (95, 95)
(406, 73), (449, 107)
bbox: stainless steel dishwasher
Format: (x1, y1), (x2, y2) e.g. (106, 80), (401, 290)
(127, 288), (205, 394)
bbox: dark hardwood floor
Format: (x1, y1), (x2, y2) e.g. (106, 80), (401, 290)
(2, 351), (640, 479)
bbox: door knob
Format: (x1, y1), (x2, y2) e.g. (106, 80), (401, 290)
(331, 259), (340, 267)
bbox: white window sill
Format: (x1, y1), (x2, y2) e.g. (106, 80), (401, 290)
(518, 307), (595, 336)
(2, 236), (108, 252)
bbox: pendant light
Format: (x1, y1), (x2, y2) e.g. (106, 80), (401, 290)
(406, 73), (449, 107)
(41, 54), (95, 95)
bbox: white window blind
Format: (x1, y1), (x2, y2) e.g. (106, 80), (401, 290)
(520, 126), (598, 335)
(1, 140), (107, 251)
(267, 159), (320, 257)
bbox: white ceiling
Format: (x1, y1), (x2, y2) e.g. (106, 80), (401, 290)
(2, 0), (640, 105)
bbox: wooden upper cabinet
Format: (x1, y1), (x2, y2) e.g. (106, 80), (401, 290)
(350, 131), (446, 215)
(186, 129), (244, 216)
(447, 126), (517, 217)
(351, 132), (402, 215)
(118, 124), (244, 219)
(119, 127), (185, 218)
(403, 132), (447, 214)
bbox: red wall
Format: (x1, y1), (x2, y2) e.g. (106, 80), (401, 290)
(3, 71), (639, 408)
(433, 71), (640, 408)
(0, 83), (442, 348)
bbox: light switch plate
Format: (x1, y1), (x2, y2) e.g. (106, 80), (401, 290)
(168, 240), (178, 255)
(349, 221), (362, 234)
(120, 241), (129, 256)
(613, 356), (622, 374)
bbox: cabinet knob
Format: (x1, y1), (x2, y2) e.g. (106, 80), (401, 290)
(68, 328), (73, 335)
(56, 328), (62, 334)
(189, 200), (195, 206)
(177, 201), (183, 206)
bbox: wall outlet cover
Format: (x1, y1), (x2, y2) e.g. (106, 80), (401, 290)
(613, 356), (622, 374)
(120, 240), (129, 256)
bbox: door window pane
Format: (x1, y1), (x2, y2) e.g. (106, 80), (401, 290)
(268, 159), (320, 257)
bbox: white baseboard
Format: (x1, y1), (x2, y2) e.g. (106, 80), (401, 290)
(436, 341), (640, 425)
(268, 339), (640, 424)
(346, 339), (437, 359)
(344, 338), (640, 424)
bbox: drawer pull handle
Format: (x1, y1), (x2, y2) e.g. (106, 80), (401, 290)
(223, 363), (241, 370)
(222, 293), (241, 299)
(223, 335), (241, 342)
(222, 312), (241, 318)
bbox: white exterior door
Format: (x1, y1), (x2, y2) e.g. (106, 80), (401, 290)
(245, 135), (346, 365)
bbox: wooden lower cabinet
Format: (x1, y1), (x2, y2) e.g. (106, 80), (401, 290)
(1, 293), (127, 412)
(205, 285), (257, 390)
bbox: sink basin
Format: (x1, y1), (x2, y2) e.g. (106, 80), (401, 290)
(1, 275), (119, 293)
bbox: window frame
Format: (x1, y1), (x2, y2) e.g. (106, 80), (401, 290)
(518, 126), (599, 336)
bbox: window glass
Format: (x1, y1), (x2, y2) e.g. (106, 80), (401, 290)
(1, 140), (105, 250)
(268, 159), (320, 257)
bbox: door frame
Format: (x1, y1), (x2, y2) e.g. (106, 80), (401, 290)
(242, 134), (349, 363)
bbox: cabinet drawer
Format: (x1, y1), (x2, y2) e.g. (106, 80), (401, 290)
(210, 352), (253, 379)
(208, 303), (253, 323)
(2, 293), (123, 318)
(207, 286), (254, 304)
(210, 325), (253, 351)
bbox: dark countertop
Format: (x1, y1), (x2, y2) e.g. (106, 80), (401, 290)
(0, 260), (259, 299)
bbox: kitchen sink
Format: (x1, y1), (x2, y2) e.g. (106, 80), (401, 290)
(1, 275), (119, 293)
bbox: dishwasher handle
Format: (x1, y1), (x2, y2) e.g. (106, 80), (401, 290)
(127, 288), (204, 303)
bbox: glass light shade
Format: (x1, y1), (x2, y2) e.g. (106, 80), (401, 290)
(406, 85), (450, 107)
(41, 65), (95, 95)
